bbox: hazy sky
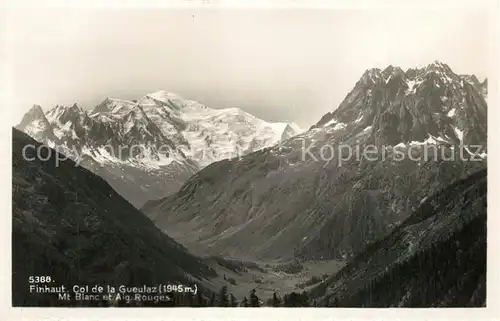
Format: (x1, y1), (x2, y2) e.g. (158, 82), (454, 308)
(5, 7), (490, 128)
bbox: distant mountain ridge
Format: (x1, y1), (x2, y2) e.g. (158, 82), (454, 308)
(16, 91), (302, 207)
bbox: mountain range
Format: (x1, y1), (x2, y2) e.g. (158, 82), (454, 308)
(13, 60), (488, 307)
(16, 91), (301, 207)
(143, 61), (487, 262)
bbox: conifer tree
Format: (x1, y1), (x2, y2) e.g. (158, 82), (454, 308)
(301, 291), (309, 307)
(283, 293), (290, 307)
(286, 292), (300, 307)
(186, 293), (195, 307)
(209, 292), (216, 307)
(272, 291), (281, 307)
(230, 294), (239, 307)
(250, 289), (260, 307)
(218, 285), (229, 307)
(196, 290), (205, 307)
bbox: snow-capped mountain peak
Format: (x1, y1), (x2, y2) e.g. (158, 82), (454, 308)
(90, 98), (139, 120)
(146, 90), (180, 103)
(140, 91), (207, 111)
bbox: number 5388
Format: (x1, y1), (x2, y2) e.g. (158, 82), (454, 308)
(29, 276), (52, 283)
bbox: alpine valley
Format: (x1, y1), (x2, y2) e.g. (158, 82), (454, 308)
(143, 61), (487, 262)
(14, 61), (488, 307)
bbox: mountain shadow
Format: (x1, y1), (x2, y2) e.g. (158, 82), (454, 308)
(12, 128), (217, 307)
(310, 168), (487, 307)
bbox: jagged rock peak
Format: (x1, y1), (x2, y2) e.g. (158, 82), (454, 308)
(460, 74), (480, 85)
(16, 104), (57, 142)
(93, 98), (112, 113)
(426, 60), (452, 70)
(26, 104), (45, 118)
(360, 61), (456, 84)
(382, 65), (404, 75)
(17, 105), (50, 131)
(46, 103), (87, 123)
(352, 61), (481, 95)
(48, 103), (84, 114)
(361, 68), (381, 81)
(313, 60), (487, 147)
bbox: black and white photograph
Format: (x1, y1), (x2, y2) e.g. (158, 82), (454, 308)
(1, 0), (497, 317)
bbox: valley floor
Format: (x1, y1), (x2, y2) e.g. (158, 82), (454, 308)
(201, 258), (345, 305)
